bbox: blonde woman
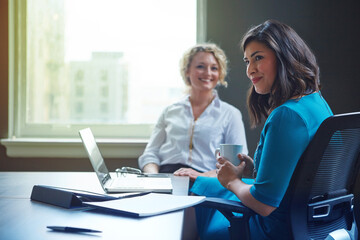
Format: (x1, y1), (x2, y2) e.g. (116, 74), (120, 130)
(138, 43), (248, 181)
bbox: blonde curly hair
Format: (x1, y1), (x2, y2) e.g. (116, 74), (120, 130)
(180, 43), (228, 89)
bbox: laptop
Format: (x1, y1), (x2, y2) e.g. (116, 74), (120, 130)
(79, 128), (173, 193)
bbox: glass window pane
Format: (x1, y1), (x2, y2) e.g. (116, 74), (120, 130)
(26, 0), (196, 126)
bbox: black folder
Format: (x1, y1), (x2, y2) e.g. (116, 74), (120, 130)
(30, 185), (117, 208)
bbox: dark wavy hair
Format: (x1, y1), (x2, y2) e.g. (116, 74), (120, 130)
(241, 20), (321, 127)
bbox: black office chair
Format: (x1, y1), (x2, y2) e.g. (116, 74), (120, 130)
(199, 112), (360, 240)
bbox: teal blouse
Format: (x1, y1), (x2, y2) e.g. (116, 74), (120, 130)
(191, 92), (333, 240)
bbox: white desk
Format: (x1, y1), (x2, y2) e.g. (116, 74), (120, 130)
(0, 172), (189, 240)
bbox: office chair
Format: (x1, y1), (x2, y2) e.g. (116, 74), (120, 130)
(199, 112), (360, 240)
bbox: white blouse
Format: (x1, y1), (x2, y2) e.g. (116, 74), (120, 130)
(138, 91), (248, 172)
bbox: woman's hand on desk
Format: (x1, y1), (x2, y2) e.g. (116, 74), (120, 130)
(174, 168), (217, 181)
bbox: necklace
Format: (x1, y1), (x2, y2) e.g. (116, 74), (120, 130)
(187, 94), (215, 162)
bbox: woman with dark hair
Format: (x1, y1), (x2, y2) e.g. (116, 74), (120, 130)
(186, 20), (333, 239)
(243, 19), (322, 128)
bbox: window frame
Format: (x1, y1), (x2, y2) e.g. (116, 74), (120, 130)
(2, 0), (207, 158)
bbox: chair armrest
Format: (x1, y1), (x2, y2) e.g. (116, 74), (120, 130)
(308, 194), (353, 222)
(198, 197), (255, 240)
(199, 197), (255, 219)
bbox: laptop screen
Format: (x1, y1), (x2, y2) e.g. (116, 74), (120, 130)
(79, 128), (110, 186)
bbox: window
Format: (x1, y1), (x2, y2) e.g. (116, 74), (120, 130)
(9, 0), (204, 141)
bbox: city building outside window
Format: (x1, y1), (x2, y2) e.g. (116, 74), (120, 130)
(9, 0), (202, 138)
(3, 0), (205, 157)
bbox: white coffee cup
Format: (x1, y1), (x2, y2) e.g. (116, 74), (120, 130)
(215, 144), (243, 165)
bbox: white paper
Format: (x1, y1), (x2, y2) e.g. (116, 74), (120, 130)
(83, 193), (205, 217)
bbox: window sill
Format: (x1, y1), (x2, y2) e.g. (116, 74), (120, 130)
(0, 138), (148, 158)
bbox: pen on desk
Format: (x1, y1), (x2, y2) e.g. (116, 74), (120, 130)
(47, 226), (102, 233)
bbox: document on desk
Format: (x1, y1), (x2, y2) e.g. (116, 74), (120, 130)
(82, 193), (205, 217)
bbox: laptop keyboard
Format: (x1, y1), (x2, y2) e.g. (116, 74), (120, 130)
(111, 176), (172, 189)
